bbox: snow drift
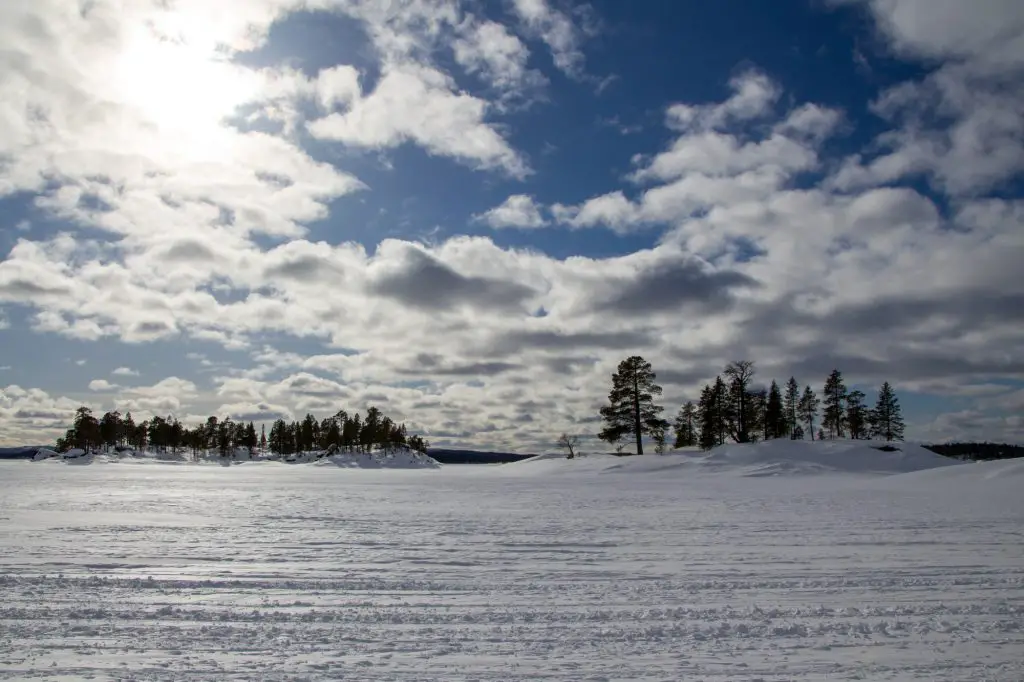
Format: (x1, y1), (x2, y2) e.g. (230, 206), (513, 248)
(502, 439), (963, 477)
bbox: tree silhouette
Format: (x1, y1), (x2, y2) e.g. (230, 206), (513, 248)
(598, 355), (669, 455)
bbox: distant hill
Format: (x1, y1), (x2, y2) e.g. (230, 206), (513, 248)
(427, 448), (536, 464)
(0, 447), (44, 460)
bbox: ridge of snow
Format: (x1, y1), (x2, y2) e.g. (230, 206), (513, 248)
(499, 439), (963, 477)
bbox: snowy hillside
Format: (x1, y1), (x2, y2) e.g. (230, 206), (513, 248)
(502, 439), (962, 477)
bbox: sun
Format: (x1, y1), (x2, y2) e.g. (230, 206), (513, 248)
(113, 21), (258, 135)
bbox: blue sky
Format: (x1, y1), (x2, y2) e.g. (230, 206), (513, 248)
(1, 0), (1023, 449)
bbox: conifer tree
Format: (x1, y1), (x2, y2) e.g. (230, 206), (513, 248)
(713, 375), (730, 445)
(798, 385), (820, 441)
(697, 384), (718, 450)
(783, 377), (800, 437)
(822, 369), (848, 439)
(598, 355), (669, 455)
(845, 390), (868, 439)
(871, 381), (905, 442)
(723, 361), (756, 443)
(766, 380), (785, 439)
(673, 401), (698, 448)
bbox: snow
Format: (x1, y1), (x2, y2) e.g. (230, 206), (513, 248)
(504, 439), (962, 478)
(0, 442), (1021, 680)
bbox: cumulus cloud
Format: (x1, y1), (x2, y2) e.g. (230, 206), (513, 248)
(308, 62), (529, 177)
(475, 194), (548, 228)
(1, 0), (1022, 448)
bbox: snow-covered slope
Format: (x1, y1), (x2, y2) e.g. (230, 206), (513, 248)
(313, 447), (441, 469)
(501, 439), (962, 477)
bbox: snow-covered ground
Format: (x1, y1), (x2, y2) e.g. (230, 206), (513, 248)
(1, 443), (1022, 681)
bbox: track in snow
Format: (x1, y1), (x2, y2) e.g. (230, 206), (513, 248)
(1, 461), (1022, 681)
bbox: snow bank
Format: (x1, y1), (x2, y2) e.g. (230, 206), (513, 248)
(312, 447), (441, 470)
(32, 448), (59, 461)
(501, 440), (962, 478)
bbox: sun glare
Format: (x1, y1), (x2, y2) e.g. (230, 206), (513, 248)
(114, 22), (257, 135)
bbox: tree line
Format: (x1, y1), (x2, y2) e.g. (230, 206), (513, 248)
(597, 356), (905, 455)
(55, 406), (428, 456)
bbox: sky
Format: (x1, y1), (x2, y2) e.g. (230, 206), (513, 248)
(1, 0), (1023, 450)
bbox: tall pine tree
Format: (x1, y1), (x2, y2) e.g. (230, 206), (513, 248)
(598, 356), (669, 455)
(822, 369), (848, 439)
(765, 380), (785, 439)
(871, 381), (905, 442)
(723, 361), (756, 443)
(783, 377), (800, 437)
(697, 384), (719, 450)
(845, 389), (868, 439)
(798, 385), (820, 441)
(673, 401), (698, 448)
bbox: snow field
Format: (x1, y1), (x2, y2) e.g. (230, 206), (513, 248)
(0, 446), (1022, 681)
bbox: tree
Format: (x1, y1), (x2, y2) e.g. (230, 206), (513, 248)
(798, 385), (820, 441)
(765, 380), (785, 440)
(749, 387), (767, 442)
(598, 355), (669, 455)
(783, 377), (800, 437)
(72, 407), (100, 451)
(673, 401), (698, 448)
(871, 382), (905, 442)
(653, 428), (667, 454)
(723, 361), (756, 443)
(822, 369), (848, 439)
(845, 390), (868, 439)
(557, 433), (579, 459)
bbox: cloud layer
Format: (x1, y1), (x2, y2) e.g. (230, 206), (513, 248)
(1, 0), (1023, 448)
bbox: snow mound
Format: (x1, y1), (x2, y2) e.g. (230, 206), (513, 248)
(693, 439), (960, 476)
(312, 446), (441, 469)
(32, 448), (60, 461)
(501, 440), (962, 477)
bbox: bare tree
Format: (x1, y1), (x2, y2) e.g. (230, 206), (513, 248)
(557, 433), (580, 459)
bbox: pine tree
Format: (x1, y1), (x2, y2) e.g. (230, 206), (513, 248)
(673, 401), (698, 448)
(798, 385), (820, 441)
(713, 376), (730, 445)
(822, 369), (848, 439)
(749, 387), (767, 442)
(765, 380), (785, 439)
(871, 381), (905, 442)
(723, 361), (756, 443)
(783, 377), (800, 437)
(697, 384), (716, 450)
(598, 355), (669, 455)
(845, 390), (868, 439)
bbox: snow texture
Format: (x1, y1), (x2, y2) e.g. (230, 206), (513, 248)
(0, 442), (1021, 681)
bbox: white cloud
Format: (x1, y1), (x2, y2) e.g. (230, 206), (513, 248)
(828, 0), (1024, 196)
(308, 62), (529, 177)
(510, 0), (592, 77)
(112, 367), (140, 377)
(452, 19), (546, 96)
(0, 2), (1022, 449)
(88, 379), (119, 392)
(475, 194), (548, 228)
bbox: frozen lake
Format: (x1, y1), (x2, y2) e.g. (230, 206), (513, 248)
(1, 456), (1023, 680)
